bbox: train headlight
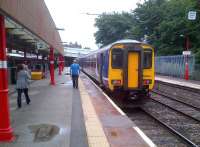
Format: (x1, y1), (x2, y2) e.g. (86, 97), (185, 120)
(143, 79), (152, 85)
(111, 80), (122, 86)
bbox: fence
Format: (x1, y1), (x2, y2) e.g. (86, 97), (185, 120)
(155, 55), (200, 80)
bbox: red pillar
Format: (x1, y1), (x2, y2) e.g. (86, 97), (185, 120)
(0, 15), (14, 142)
(58, 55), (62, 75)
(61, 56), (64, 71)
(49, 47), (55, 85)
(184, 36), (189, 80)
(185, 62), (189, 80)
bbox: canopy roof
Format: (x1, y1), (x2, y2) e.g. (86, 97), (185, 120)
(0, 0), (63, 54)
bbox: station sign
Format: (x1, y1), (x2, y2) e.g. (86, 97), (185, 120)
(188, 11), (197, 20)
(37, 42), (45, 50)
(182, 51), (191, 55)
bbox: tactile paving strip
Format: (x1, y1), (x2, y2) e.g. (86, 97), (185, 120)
(79, 79), (110, 147)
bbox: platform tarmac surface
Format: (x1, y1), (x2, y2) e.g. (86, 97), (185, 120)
(1, 72), (88, 147)
(156, 75), (200, 90)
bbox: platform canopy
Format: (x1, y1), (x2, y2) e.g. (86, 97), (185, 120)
(0, 0), (64, 55)
(64, 47), (93, 58)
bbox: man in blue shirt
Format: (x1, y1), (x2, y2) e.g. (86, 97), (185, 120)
(70, 60), (80, 88)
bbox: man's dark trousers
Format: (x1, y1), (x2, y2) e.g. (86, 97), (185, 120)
(72, 75), (79, 88)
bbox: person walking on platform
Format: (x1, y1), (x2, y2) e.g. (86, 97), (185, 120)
(70, 60), (80, 88)
(16, 64), (31, 108)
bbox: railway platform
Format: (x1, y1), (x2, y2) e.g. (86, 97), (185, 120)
(155, 75), (200, 90)
(0, 69), (156, 147)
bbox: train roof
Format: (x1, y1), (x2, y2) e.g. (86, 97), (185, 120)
(79, 39), (148, 58)
(113, 39), (141, 44)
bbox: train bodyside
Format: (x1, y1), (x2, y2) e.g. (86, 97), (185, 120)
(79, 47), (110, 88)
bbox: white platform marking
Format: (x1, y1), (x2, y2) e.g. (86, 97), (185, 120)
(133, 127), (157, 147)
(156, 77), (200, 90)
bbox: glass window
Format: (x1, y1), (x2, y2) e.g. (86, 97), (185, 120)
(112, 48), (123, 68)
(143, 50), (152, 69)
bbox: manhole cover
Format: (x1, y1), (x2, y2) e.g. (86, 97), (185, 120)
(29, 124), (59, 142)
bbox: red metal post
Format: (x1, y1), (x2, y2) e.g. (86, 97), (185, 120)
(49, 47), (55, 85)
(0, 15), (14, 142)
(184, 36), (189, 80)
(61, 56), (64, 71)
(58, 55), (62, 75)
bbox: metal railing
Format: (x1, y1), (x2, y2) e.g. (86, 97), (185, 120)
(155, 55), (200, 80)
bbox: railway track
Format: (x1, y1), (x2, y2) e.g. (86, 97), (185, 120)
(114, 91), (200, 146)
(151, 90), (200, 121)
(125, 108), (195, 147)
(139, 97), (200, 147)
(123, 84), (200, 147)
(85, 74), (200, 146)
(154, 81), (200, 108)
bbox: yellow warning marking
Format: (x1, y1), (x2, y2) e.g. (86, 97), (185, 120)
(79, 79), (110, 147)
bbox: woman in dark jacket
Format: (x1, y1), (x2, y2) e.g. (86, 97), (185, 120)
(16, 64), (31, 108)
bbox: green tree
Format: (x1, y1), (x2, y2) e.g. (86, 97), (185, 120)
(94, 0), (200, 63)
(94, 12), (134, 46)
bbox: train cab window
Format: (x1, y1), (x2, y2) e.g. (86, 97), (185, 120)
(112, 48), (123, 68)
(143, 50), (152, 69)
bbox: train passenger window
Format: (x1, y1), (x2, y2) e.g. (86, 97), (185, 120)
(143, 50), (152, 68)
(112, 48), (123, 68)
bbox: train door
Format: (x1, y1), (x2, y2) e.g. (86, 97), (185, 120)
(127, 52), (139, 88)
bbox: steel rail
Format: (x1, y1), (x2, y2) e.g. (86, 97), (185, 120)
(152, 89), (200, 111)
(141, 108), (198, 147)
(150, 97), (200, 122)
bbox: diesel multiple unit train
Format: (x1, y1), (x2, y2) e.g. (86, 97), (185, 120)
(79, 39), (154, 99)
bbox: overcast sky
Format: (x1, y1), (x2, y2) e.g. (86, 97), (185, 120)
(44, 0), (143, 49)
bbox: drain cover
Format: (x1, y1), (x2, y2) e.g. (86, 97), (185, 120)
(29, 124), (59, 142)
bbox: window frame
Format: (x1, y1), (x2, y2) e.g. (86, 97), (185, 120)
(143, 49), (152, 69)
(111, 48), (124, 69)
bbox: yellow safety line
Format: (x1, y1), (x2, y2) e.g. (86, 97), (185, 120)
(79, 79), (110, 147)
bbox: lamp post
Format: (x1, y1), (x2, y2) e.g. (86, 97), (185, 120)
(181, 10), (197, 80)
(180, 34), (190, 80)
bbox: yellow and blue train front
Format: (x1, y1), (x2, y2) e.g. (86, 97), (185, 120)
(108, 43), (154, 95)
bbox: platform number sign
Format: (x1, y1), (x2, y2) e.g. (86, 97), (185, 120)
(188, 11), (197, 20)
(183, 51), (191, 56)
(37, 42), (44, 50)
